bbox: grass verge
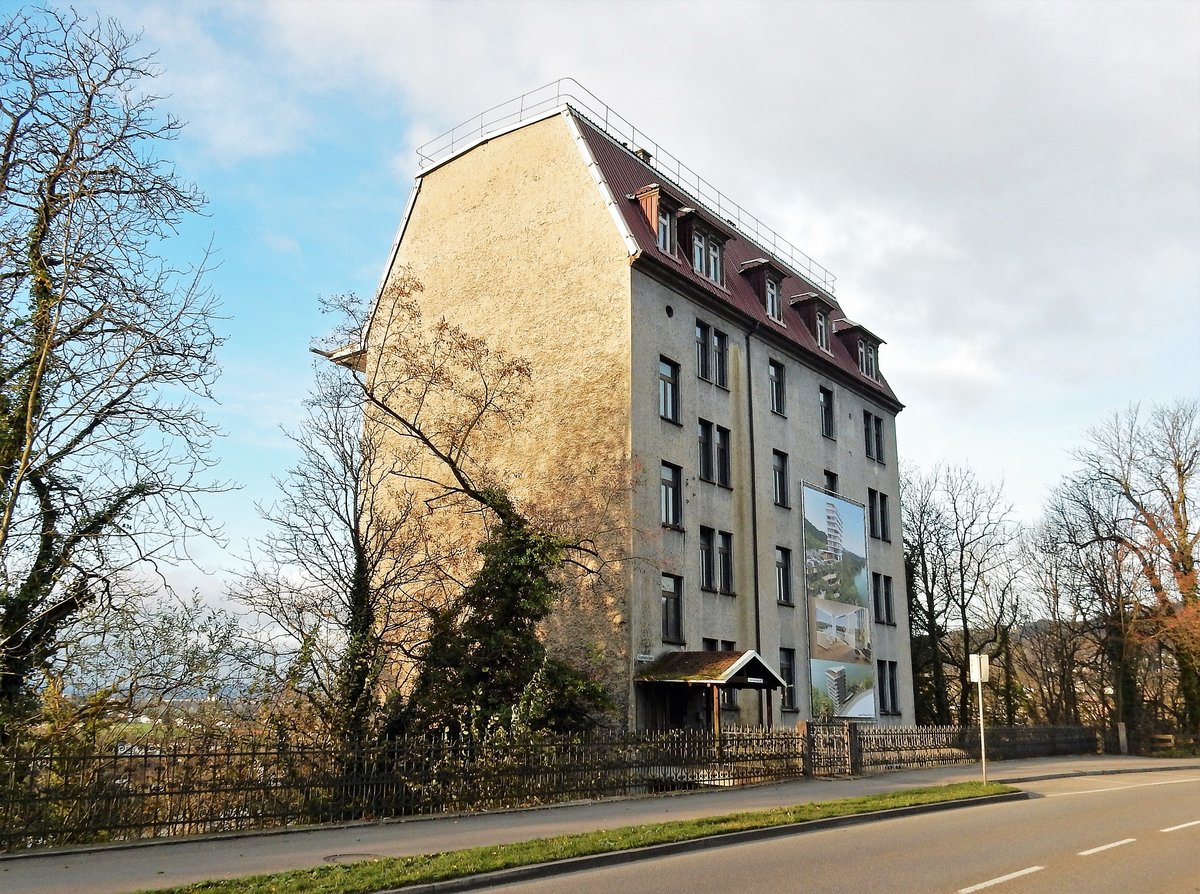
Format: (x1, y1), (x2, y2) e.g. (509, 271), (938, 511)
(143, 781), (1015, 894)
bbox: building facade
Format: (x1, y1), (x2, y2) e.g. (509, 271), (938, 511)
(373, 85), (914, 730)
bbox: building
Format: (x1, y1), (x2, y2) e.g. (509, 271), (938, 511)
(370, 81), (914, 730)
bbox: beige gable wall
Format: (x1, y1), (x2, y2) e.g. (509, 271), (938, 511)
(376, 113), (637, 723)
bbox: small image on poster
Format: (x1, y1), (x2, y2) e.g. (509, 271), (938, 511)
(802, 484), (874, 718)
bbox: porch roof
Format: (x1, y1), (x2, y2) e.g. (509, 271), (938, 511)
(635, 650), (786, 690)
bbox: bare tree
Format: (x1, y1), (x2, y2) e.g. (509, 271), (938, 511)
(0, 9), (221, 732)
(234, 362), (453, 748)
(902, 464), (1021, 725)
(1059, 400), (1199, 732)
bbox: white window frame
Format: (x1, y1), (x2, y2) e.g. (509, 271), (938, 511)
(766, 277), (781, 321)
(816, 309), (829, 351)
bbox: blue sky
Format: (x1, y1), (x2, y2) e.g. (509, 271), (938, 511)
(36, 0), (1199, 597)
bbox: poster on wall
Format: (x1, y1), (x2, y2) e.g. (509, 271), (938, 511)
(802, 484), (875, 719)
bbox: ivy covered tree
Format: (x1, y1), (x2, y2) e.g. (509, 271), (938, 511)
(0, 9), (221, 733)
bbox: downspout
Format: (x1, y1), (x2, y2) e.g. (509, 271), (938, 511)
(744, 324), (769, 727)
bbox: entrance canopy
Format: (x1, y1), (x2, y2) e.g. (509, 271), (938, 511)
(636, 650), (786, 690)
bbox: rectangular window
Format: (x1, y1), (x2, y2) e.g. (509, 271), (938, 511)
(659, 357), (680, 423)
(656, 209), (675, 253)
(698, 419), (714, 481)
(715, 425), (731, 487)
(775, 546), (792, 605)
(868, 489), (891, 540)
(699, 526), (716, 591)
(823, 470), (839, 493)
(816, 309), (829, 351)
(712, 329), (728, 388)
(779, 648), (797, 710)
(864, 411), (885, 462)
(768, 359), (785, 415)
(873, 572), (896, 625)
(858, 339), (878, 379)
(696, 321), (711, 380)
(702, 637), (718, 652)
(707, 239), (722, 283)
(661, 462), (682, 528)
(820, 387), (835, 438)
(772, 450), (789, 507)
(717, 530), (734, 594)
(661, 573), (682, 642)
(877, 659), (899, 715)
(692, 231), (723, 284)
(766, 278), (781, 321)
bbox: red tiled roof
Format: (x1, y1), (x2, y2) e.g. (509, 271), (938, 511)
(574, 112), (901, 409)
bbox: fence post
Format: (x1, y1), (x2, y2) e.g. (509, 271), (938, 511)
(799, 721), (813, 777)
(847, 721), (862, 775)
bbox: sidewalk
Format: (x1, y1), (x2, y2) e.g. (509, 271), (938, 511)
(2, 754), (1198, 894)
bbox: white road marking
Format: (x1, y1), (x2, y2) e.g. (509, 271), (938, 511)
(1047, 776), (1200, 797)
(1161, 820), (1200, 832)
(1078, 838), (1136, 855)
(957, 866), (1045, 892)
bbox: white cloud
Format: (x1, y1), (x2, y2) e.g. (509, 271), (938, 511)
(96, 0), (1198, 526)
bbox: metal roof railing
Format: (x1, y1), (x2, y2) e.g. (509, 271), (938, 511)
(414, 78), (837, 294)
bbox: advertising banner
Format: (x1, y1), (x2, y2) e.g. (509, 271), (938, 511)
(802, 484), (875, 718)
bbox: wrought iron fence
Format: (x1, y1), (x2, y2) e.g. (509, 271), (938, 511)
(1, 723), (1095, 852)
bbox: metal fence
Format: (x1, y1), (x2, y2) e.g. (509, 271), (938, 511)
(1, 723), (1095, 852)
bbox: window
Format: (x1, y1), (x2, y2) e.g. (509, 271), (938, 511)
(873, 572), (896, 625)
(868, 488), (891, 540)
(659, 357), (680, 423)
(712, 329), (728, 387)
(715, 425), (731, 487)
(661, 462), (682, 528)
(877, 660), (900, 715)
(864, 411), (885, 462)
(698, 419), (714, 481)
(661, 573), (682, 642)
(823, 469), (839, 493)
(820, 387), (835, 439)
(766, 278), (782, 321)
(717, 530), (734, 594)
(697, 321), (728, 387)
(706, 638), (738, 707)
(858, 339), (878, 379)
(768, 359), (785, 415)
(816, 309), (829, 351)
(779, 648), (797, 710)
(772, 450), (789, 507)
(699, 526), (716, 591)
(692, 230), (723, 284)
(775, 547), (792, 605)
(656, 208), (676, 253)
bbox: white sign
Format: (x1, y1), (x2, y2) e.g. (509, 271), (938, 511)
(969, 653), (990, 683)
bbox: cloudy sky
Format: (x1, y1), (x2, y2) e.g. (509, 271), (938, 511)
(77, 0), (1199, 587)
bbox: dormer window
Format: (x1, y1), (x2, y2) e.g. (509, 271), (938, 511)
(656, 207), (676, 253)
(858, 339), (878, 379)
(816, 310), (829, 351)
(766, 278), (782, 322)
(692, 230), (723, 284)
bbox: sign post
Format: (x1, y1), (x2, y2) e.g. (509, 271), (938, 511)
(969, 653), (990, 784)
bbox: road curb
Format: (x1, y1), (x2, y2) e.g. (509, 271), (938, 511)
(375, 791), (1029, 894)
(996, 762), (1200, 784)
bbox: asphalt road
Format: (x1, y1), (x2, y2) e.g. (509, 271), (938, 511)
(488, 770), (1200, 894)
(2, 756), (1198, 894)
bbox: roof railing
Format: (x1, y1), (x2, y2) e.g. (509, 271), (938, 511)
(415, 78), (837, 294)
